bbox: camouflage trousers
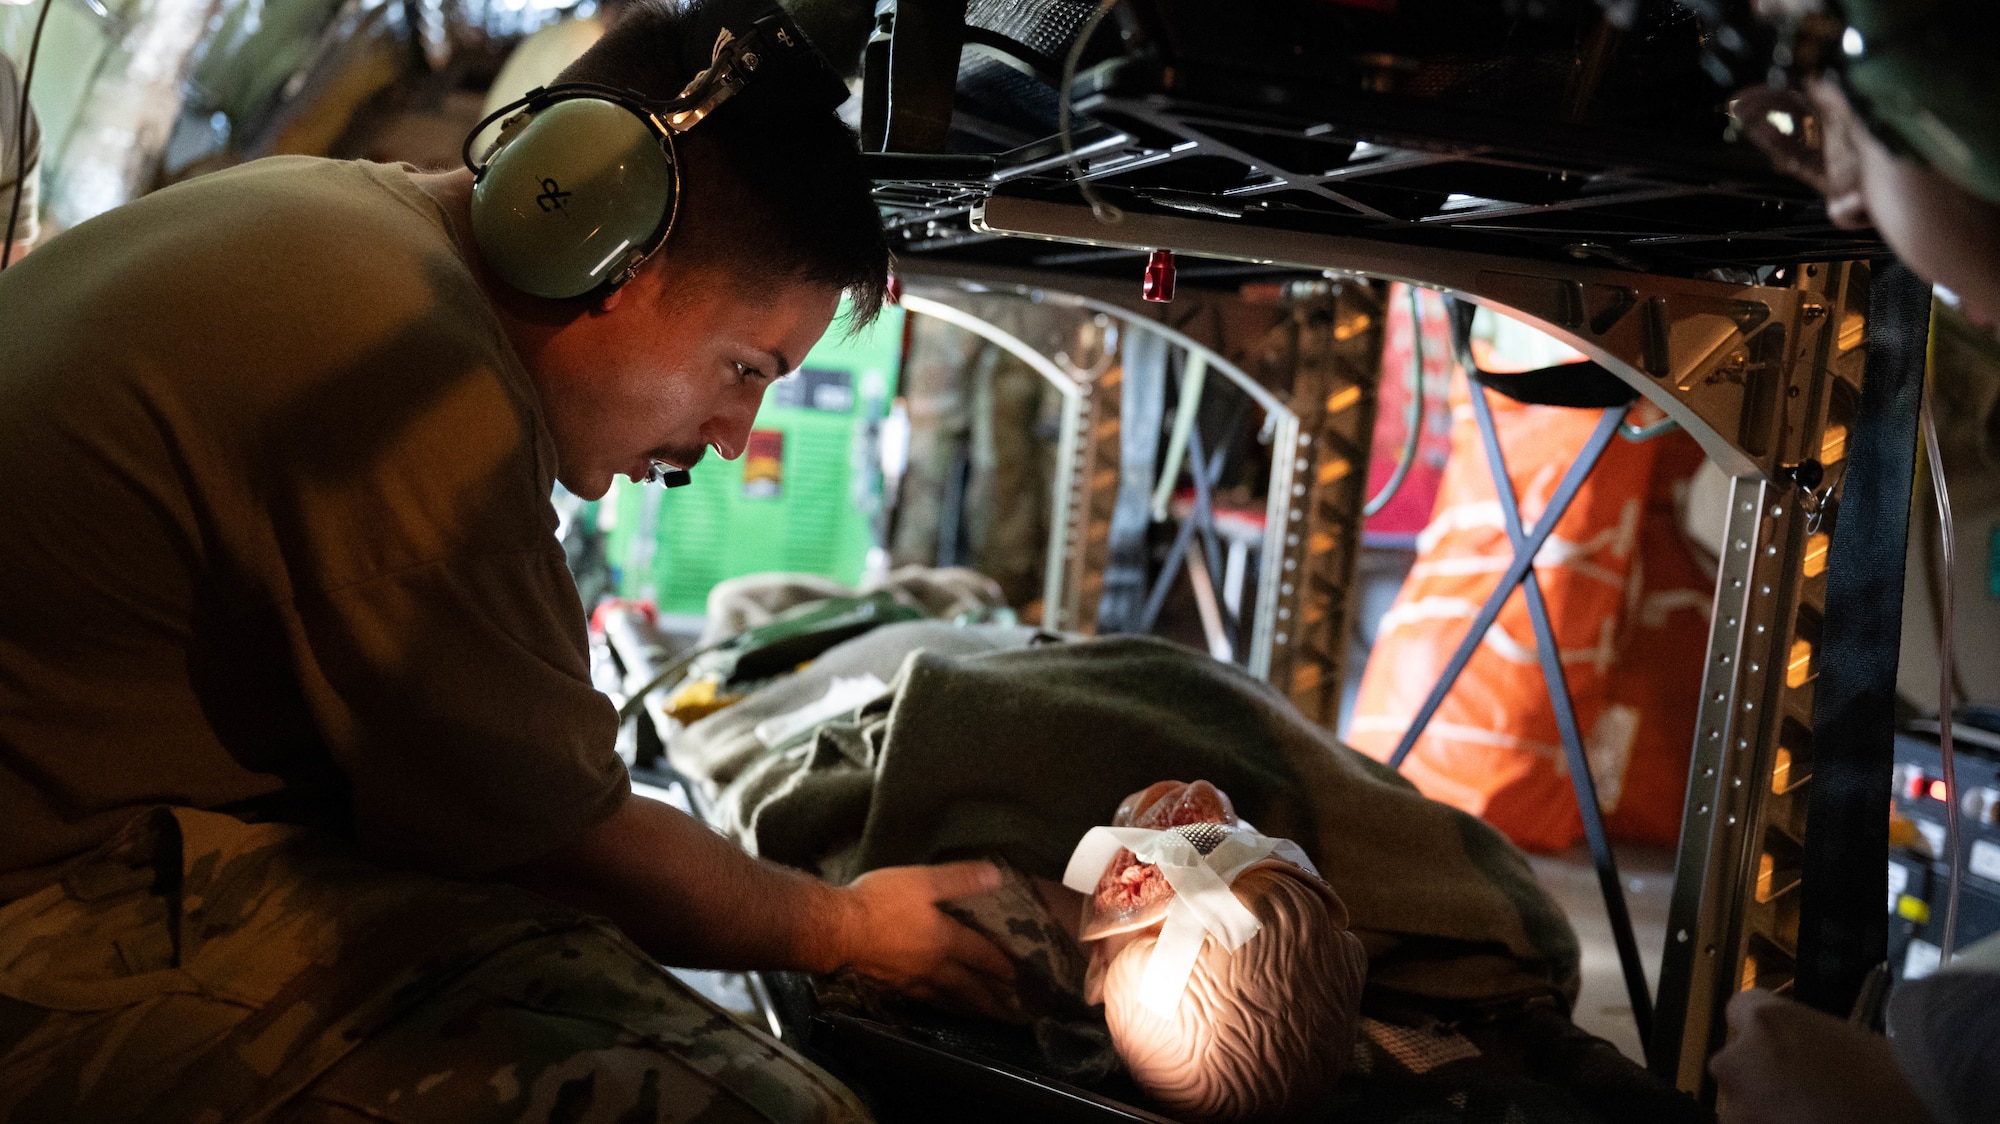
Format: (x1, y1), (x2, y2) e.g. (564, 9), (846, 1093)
(0, 807), (869, 1124)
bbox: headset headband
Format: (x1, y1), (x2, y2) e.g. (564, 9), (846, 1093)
(460, 6), (843, 301)
(462, 7), (842, 177)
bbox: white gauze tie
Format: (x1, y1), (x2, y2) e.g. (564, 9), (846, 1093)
(1063, 824), (1318, 1015)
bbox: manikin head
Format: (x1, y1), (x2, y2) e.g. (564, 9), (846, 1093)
(1080, 781), (1368, 1124)
(475, 0), (889, 500)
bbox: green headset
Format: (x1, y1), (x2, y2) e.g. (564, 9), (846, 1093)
(460, 7), (829, 301)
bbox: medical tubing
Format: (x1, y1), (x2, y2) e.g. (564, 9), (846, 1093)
(1618, 415), (1681, 442)
(3, 0), (53, 269)
(1920, 380), (1961, 962)
(1363, 285), (1427, 517)
(1151, 352), (1208, 522)
(1060, 0), (1123, 225)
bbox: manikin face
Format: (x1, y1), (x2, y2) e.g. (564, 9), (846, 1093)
(518, 260), (842, 500)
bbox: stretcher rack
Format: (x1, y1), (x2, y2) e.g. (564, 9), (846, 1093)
(844, 0), (1920, 1100)
(897, 261), (1383, 692)
(896, 204), (1879, 1097)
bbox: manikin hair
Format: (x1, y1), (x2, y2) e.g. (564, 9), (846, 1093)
(1081, 781), (1367, 1123)
(1100, 864), (1367, 1123)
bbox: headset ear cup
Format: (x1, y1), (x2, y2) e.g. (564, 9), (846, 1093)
(470, 97), (678, 300)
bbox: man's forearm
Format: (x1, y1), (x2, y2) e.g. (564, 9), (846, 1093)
(514, 789), (1018, 1015)
(510, 790), (853, 973)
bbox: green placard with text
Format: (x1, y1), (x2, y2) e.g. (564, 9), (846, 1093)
(600, 305), (902, 616)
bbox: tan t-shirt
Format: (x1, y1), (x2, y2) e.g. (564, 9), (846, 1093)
(0, 157), (627, 900)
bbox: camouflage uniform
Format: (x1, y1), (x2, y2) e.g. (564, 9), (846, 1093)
(0, 807), (869, 1124)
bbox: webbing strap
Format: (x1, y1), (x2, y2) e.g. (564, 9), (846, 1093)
(1447, 297), (1638, 408)
(1097, 329), (1167, 633)
(1795, 263), (1931, 1013)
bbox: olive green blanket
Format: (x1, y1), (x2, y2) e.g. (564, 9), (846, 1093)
(683, 630), (1580, 1007)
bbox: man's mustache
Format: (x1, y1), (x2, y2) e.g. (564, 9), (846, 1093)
(658, 444), (708, 471)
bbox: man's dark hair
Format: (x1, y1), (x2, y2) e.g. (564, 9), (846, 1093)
(558, 0), (890, 325)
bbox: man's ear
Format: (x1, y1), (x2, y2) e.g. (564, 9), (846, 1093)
(593, 287), (624, 315)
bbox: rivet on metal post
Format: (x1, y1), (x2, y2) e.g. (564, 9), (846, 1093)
(1787, 458), (1834, 533)
(1142, 249), (1176, 303)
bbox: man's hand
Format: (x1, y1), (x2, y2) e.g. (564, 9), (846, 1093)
(829, 861), (1018, 1019)
(1710, 989), (1931, 1124)
(512, 793), (1018, 1020)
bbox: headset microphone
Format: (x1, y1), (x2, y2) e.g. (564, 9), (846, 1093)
(646, 460), (693, 488)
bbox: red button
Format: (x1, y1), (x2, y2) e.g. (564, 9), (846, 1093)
(1142, 249), (1176, 303)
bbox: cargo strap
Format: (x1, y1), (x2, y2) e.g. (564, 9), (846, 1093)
(1796, 263), (1932, 1013)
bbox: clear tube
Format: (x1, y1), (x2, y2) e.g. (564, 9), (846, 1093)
(1059, 0), (1125, 225)
(1920, 379), (1961, 962)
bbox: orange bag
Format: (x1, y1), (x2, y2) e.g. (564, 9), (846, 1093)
(1348, 370), (1711, 852)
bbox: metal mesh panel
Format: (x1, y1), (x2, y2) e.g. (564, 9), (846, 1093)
(956, 51), (1062, 137)
(965, 0), (1100, 61)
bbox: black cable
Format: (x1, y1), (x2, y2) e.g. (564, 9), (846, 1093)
(3, 0), (53, 270)
(615, 637), (729, 725)
(1363, 285), (1428, 517)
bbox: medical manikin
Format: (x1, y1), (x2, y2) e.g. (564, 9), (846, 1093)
(1064, 781), (1368, 1124)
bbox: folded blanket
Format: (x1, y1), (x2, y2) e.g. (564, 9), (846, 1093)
(700, 566), (1010, 646)
(706, 634), (1580, 1007)
(673, 621), (1049, 794)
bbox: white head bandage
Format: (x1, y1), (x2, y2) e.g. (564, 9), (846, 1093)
(1064, 823), (1319, 1014)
